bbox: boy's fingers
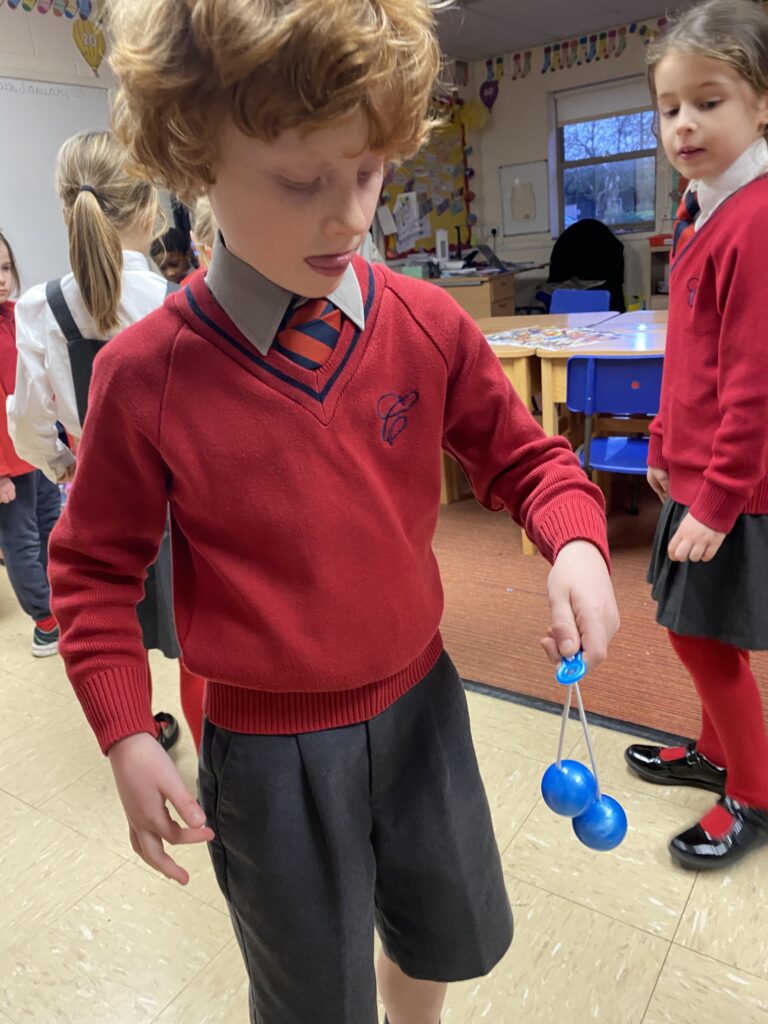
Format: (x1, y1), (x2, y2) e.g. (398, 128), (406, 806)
(136, 830), (190, 885)
(540, 636), (562, 665)
(153, 804), (214, 847)
(166, 786), (208, 830)
(163, 820), (216, 846)
(129, 827), (143, 858)
(548, 599), (580, 659)
(578, 621), (608, 671)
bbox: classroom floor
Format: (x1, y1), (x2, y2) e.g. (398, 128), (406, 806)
(1, 571), (768, 1023)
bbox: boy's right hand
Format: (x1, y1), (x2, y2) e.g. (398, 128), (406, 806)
(108, 732), (214, 884)
(647, 466), (669, 502)
(0, 476), (16, 503)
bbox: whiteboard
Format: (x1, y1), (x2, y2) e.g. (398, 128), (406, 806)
(0, 76), (111, 290)
(499, 160), (550, 236)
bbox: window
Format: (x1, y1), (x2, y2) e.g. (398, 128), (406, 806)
(560, 110), (656, 231)
(553, 78), (656, 233)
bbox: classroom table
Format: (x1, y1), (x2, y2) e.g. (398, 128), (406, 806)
(607, 309), (669, 330)
(441, 313), (663, 555)
(475, 310), (620, 332)
(473, 311), (622, 414)
(442, 312), (622, 552)
(537, 327), (667, 436)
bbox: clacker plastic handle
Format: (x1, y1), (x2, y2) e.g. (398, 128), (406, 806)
(556, 651), (587, 686)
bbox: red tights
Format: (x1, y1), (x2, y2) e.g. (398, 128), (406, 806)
(664, 631), (768, 809)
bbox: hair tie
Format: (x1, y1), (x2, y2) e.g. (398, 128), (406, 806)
(78, 185), (99, 198)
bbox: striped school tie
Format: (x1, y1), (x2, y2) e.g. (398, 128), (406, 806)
(671, 189), (699, 261)
(274, 297), (342, 370)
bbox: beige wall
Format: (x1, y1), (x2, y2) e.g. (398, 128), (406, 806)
(464, 21), (664, 304)
(0, 8), (115, 87)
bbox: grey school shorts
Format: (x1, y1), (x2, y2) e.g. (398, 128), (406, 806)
(198, 651), (514, 1024)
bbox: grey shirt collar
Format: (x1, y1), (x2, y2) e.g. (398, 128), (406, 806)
(205, 232), (366, 356)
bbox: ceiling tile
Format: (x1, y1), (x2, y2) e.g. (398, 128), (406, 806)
(436, 1), (673, 60)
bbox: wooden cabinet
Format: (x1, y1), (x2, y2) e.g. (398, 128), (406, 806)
(431, 271), (517, 319)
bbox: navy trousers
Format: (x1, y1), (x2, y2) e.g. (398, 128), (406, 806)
(0, 470), (60, 622)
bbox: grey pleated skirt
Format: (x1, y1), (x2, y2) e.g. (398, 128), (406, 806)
(648, 499), (768, 650)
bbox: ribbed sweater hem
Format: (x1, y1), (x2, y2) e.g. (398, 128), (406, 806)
(205, 632), (444, 734)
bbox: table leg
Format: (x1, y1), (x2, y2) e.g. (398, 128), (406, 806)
(501, 356), (537, 556)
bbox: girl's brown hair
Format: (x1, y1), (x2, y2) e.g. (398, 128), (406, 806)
(56, 130), (158, 335)
(109, 0), (448, 202)
(648, 0), (768, 137)
(0, 230), (22, 298)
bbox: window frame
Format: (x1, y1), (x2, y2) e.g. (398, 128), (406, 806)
(557, 106), (657, 234)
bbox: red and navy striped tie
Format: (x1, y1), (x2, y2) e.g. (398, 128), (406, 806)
(671, 189), (699, 262)
(274, 298), (342, 370)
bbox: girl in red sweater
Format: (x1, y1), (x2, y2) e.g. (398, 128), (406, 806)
(625, 0), (768, 869)
(0, 230), (61, 656)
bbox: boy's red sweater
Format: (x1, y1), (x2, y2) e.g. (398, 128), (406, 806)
(49, 259), (609, 753)
(649, 176), (768, 533)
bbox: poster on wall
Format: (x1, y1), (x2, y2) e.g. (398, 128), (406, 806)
(380, 107), (471, 254)
(499, 160), (550, 236)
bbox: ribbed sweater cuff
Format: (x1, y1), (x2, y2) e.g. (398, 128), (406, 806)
(689, 481), (745, 534)
(534, 499), (611, 571)
(74, 665), (156, 754)
(648, 435), (668, 472)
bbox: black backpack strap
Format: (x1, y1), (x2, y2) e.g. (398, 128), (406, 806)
(45, 278), (85, 345)
(46, 278), (105, 427)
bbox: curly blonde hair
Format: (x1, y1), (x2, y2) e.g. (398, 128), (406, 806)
(192, 196), (218, 250)
(110, 0), (447, 202)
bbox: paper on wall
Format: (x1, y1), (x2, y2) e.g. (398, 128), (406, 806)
(393, 191), (421, 250)
(376, 204), (397, 235)
(510, 181), (536, 222)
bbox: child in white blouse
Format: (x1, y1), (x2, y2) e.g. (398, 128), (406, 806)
(9, 129), (206, 752)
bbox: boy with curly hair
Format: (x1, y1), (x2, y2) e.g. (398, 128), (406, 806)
(48, 2), (619, 1021)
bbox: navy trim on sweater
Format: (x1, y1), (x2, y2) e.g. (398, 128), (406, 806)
(184, 264), (375, 404)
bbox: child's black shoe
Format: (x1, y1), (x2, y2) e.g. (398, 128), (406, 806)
(670, 796), (768, 869)
(624, 741), (726, 793)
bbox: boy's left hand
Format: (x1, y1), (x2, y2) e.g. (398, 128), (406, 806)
(667, 513), (725, 563)
(541, 540), (619, 671)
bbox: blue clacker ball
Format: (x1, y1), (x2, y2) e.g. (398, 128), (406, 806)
(572, 794), (628, 851)
(541, 759), (598, 818)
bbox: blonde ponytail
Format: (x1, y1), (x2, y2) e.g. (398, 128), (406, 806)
(56, 130), (158, 336)
(67, 187), (124, 335)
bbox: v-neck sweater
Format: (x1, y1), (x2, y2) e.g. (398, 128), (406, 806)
(48, 257), (608, 753)
(649, 175), (768, 533)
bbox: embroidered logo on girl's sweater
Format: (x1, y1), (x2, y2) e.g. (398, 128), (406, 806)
(376, 391), (419, 445)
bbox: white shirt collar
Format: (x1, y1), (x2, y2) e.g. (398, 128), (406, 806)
(205, 232), (366, 356)
(122, 250), (152, 271)
(694, 138), (768, 227)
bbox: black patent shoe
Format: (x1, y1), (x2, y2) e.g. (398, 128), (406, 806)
(669, 796), (768, 870)
(624, 741), (726, 794)
(154, 712), (180, 751)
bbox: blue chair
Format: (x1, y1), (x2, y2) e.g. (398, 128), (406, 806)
(566, 355), (664, 511)
(550, 288), (611, 314)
